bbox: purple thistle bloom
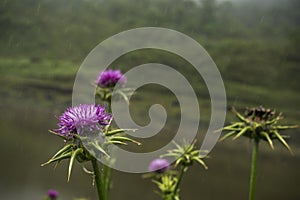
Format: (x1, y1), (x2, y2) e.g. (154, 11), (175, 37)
(47, 189), (58, 199)
(54, 104), (112, 137)
(97, 69), (126, 88)
(149, 158), (170, 173)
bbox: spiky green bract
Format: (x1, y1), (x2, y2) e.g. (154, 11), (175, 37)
(42, 128), (139, 182)
(220, 106), (297, 153)
(163, 141), (208, 169)
(219, 106), (297, 200)
(149, 141), (208, 200)
(95, 86), (134, 104)
(153, 175), (179, 200)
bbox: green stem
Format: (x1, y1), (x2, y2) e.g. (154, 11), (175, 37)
(172, 166), (187, 200)
(101, 164), (112, 200)
(249, 140), (259, 200)
(103, 101), (112, 200)
(92, 159), (104, 200)
(106, 167), (112, 199)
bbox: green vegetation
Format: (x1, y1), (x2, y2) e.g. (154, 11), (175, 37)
(1, 0), (299, 140)
(0, 1), (299, 199)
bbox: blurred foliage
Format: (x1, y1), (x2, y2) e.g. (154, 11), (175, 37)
(0, 0), (299, 137)
(0, 0), (299, 86)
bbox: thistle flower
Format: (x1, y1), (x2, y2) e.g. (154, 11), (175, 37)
(153, 175), (178, 200)
(43, 74), (140, 200)
(54, 104), (112, 138)
(47, 189), (58, 199)
(149, 141), (208, 200)
(97, 69), (126, 88)
(220, 106), (297, 200)
(149, 158), (170, 173)
(220, 106), (297, 153)
(163, 141), (208, 169)
(43, 104), (140, 182)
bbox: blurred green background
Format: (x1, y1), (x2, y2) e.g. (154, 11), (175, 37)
(0, 0), (299, 199)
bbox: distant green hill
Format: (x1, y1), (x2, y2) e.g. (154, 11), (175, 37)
(0, 0), (299, 143)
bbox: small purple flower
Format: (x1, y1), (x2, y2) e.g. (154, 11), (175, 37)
(97, 69), (126, 88)
(149, 158), (170, 173)
(47, 189), (58, 199)
(54, 104), (112, 137)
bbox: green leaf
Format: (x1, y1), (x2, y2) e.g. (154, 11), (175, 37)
(91, 141), (109, 157)
(175, 157), (184, 167)
(223, 122), (244, 128)
(232, 107), (248, 123)
(82, 166), (94, 175)
(41, 152), (72, 166)
(219, 131), (236, 141)
(48, 130), (68, 140)
(233, 127), (251, 140)
(260, 131), (274, 149)
(115, 90), (130, 105)
(185, 143), (195, 153)
(184, 154), (190, 164)
(50, 144), (73, 160)
(274, 125), (298, 130)
(265, 115), (280, 125)
(120, 88), (134, 91)
(272, 130), (293, 154)
(222, 127), (242, 131)
(68, 148), (83, 182)
(172, 141), (184, 152)
(105, 128), (137, 136)
(110, 136), (141, 145)
(191, 149), (200, 156)
(104, 140), (127, 145)
(171, 149), (183, 154)
(193, 157), (208, 170)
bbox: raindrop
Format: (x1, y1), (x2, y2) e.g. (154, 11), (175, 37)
(8, 35), (13, 47)
(36, 3), (41, 14)
(163, 6), (169, 16)
(260, 16), (265, 23)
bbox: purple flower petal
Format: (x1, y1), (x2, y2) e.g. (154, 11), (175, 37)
(97, 69), (126, 88)
(54, 104), (112, 137)
(149, 158), (170, 173)
(47, 189), (59, 198)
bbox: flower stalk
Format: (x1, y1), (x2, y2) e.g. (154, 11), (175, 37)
(42, 69), (138, 200)
(95, 69), (134, 200)
(220, 106), (297, 200)
(171, 166), (187, 200)
(91, 158), (104, 200)
(249, 139), (259, 200)
(147, 141), (208, 200)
